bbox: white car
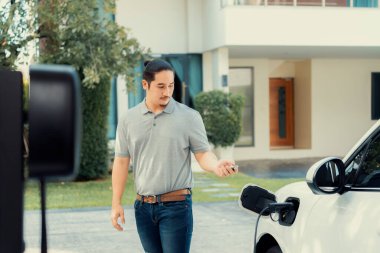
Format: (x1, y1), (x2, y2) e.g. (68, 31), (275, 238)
(241, 121), (380, 253)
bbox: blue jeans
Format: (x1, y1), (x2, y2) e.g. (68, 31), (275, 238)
(134, 195), (193, 253)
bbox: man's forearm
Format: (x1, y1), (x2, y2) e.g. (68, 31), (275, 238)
(194, 151), (219, 173)
(112, 157), (130, 205)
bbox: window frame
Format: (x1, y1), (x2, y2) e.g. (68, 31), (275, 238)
(229, 66), (255, 147)
(344, 127), (380, 191)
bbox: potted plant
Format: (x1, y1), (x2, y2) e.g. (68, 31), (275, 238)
(194, 90), (244, 159)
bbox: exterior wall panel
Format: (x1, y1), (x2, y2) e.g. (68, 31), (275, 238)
(311, 59), (380, 157)
(223, 7), (380, 48)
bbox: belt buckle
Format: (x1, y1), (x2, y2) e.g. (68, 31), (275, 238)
(147, 195), (157, 203)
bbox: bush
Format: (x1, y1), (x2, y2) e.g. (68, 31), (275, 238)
(194, 90), (244, 148)
(78, 78), (110, 179)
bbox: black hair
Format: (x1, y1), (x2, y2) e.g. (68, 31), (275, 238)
(143, 59), (174, 85)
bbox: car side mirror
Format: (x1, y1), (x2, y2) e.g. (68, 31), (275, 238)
(306, 157), (345, 194)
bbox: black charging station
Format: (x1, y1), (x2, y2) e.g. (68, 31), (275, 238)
(0, 65), (82, 253)
(29, 65), (81, 180)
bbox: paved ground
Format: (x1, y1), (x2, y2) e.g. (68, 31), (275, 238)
(237, 157), (322, 178)
(24, 202), (257, 253)
(24, 158), (321, 253)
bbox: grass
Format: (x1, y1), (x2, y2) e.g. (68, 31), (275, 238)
(192, 172), (301, 202)
(24, 172), (302, 210)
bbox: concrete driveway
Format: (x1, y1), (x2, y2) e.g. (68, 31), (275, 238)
(24, 202), (257, 253)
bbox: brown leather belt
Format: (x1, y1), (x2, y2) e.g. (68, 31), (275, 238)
(136, 189), (191, 204)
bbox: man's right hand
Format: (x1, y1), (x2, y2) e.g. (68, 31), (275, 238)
(111, 204), (125, 231)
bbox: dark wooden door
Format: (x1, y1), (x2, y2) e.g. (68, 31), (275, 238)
(270, 78), (294, 148)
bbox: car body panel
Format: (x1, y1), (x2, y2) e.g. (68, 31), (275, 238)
(256, 120), (380, 253)
(303, 191), (380, 253)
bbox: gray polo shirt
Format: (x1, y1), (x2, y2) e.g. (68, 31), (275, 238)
(115, 98), (210, 196)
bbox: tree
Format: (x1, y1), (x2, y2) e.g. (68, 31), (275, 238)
(36, 0), (148, 179)
(0, 0), (33, 70)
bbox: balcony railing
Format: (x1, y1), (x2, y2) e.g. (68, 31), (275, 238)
(221, 0), (379, 7)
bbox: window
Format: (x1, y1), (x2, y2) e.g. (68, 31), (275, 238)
(297, 0), (322, 6)
(346, 132), (380, 188)
(371, 72), (380, 120)
(325, 0), (348, 6)
(353, 0), (378, 7)
(229, 67), (254, 146)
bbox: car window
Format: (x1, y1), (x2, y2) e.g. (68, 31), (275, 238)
(345, 148), (364, 185)
(346, 133), (380, 188)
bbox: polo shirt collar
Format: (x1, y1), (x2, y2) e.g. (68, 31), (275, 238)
(140, 99), (150, 114)
(140, 97), (175, 114)
(163, 98), (175, 114)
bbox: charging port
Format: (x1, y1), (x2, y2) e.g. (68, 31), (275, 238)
(279, 197), (300, 226)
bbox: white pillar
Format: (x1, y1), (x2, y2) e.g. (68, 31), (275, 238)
(212, 47), (229, 92)
(186, 0), (203, 53)
(116, 76), (129, 120)
(203, 47), (229, 92)
(202, 51), (213, 92)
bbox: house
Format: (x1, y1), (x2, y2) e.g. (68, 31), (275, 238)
(110, 0), (380, 160)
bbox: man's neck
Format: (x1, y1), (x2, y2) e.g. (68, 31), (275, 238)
(145, 99), (167, 114)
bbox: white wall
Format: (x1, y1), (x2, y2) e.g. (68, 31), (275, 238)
(116, 0), (188, 54)
(201, 0), (226, 50)
(269, 60), (295, 77)
(186, 0), (203, 52)
(223, 7), (380, 48)
(311, 59), (380, 157)
(294, 60), (312, 149)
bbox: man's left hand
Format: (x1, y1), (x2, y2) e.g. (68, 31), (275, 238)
(214, 160), (238, 177)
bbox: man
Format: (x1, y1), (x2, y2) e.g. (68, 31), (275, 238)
(111, 59), (237, 253)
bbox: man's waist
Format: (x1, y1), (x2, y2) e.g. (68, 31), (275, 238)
(136, 188), (191, 204)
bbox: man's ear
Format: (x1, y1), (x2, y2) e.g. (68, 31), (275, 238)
(142, 80), (149, 90)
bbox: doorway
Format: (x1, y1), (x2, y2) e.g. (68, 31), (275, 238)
(269, 78), (294, 148)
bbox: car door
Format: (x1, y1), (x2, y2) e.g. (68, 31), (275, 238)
(299, 131), (380, 253)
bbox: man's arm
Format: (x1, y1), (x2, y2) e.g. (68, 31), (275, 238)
(194, 151), (237, 177)
(111, 156), (130, 231)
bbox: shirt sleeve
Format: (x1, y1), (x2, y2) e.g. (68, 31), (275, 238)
(114, 118), (130, 157)
(189, 111), (210, 153)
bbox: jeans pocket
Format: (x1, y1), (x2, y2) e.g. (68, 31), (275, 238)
(162, 201), (187, 208)
(134, 200), (141, 210)
(162, 196), (192, 209)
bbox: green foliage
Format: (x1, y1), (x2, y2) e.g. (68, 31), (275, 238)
(36, 0), (147, 89)
(36, 0), (148, 180)
(194, 90), (244, 147)
(0, 0), (34, 70)
(79, 79), (110, 180)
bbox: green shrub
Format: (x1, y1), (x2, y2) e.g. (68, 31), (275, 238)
(78, 78), (110, 179)
(194, 90), (244, 147)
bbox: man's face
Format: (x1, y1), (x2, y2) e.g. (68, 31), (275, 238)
(143, 70), (174, 107)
